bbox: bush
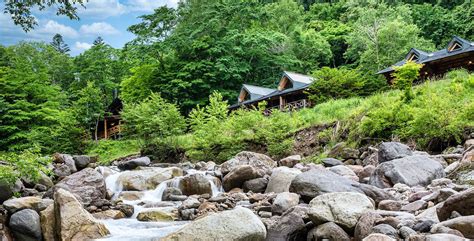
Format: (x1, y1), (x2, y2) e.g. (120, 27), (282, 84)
(392, 61), (423, 101)
(85, 139), (140, 165)
(0, 148), (51, 185)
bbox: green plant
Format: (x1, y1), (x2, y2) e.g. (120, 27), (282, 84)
(392, 61), (423, 102)
(0, 148), (51, 185)
(86, 139), (140, 165)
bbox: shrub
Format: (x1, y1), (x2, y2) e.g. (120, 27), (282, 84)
(392, 61), (423, 102)
(85, 139), (140, 165)
(0, 148), (51, 185)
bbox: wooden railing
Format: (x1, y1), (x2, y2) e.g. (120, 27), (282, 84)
(106, 124), (122, 139)
(263, 99), (310, 115)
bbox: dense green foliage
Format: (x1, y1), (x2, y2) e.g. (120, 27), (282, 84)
(85, 139), (140, 165)
(392, 61), (424, 101)
(0, 149), (51, 185)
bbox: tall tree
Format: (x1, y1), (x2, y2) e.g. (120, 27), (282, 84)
(93, 36), (105, 46)
(50, 34), (70, 54)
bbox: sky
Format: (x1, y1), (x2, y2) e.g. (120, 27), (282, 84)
(0, 0), (178, 56)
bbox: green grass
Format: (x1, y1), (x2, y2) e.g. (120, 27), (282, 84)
(85, 139), (141, 165)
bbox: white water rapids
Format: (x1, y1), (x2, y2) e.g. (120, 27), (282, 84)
(96, 166), (223, 241)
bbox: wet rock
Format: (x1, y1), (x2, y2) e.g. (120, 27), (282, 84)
(162, 187), (182, 201)
(369, 156), (445, 188)
(321, 158), (344, 167)
(372, 224), (398, 239)
(362, 233), (396, 241)
(271, 192), (299, 215)
(3, 196), (53, 213)
(117, 156), (150, 170)
(223, 165), (259, 191)
(179, 173), (212, 195)
(437, 188), (474, 221)
(118, 191), (145, 201)
(378, 142), (413, 163)
(221, 151), (276, 176)
(308, 192), (374, 229)
(265, 208), (307, 241)
(278, 155), (301, 168)
(115, 203), (134, 217)
(180, 208), (196, 220)
(137, 208), (178, 222)
(432, 215), (474, 239)
(54, 167), (106, 206)
(354, 212), (383, 241)
(54, 188), (110, 240)
(243, 178), (268, 193)
(378, 200), (402, 211)
(265, 167), (301, 193)
(307, 222), (350, 241)
(9, 209), (42, 241)
(163, 207), (266, 241)
(73, 155), (91, 170)
(181, 197), (201, 209)
(92, 210), (126, 220)
(116, 167), (182, 191)
(289, 169), (363, 202)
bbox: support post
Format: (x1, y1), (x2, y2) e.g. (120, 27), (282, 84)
(104, 118), (108, 140)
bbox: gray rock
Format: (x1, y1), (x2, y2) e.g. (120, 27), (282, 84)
(362, 233), (395, 241)
(223, 165), (259, 191)
(424, 233), (466, 241)
(354, 212), (383, 241)
(179, 173), (212, 196)
(265, 167), (301, 193)
(265, 208), (307, 241)
(329, 165), (359, 181)
(181, 197), (201, 209)
(54, 168), (106, 206)
(289, 169), (363, 202)
(413, 219), (436, 232)
(369, 155), (445, 188)
(322, 158), (344, 167)
(358, 184), (396, 205)
(457, 170), (474, 185)
(73, 155), (91, 170)
(399, 226), (416, 239)
(9, 209), (42, 241)
(401, 200), (427, 212)
(56, 154), (77, 173)
(307, 222), (350, 241)
(437, 188), (474, 221)
(432, 215), (474, 239)
(53, 164), (71, 177)
(271, 192), (299, 215)
(372, 224), (398, 239)
(378, 142), (413, 163)
(243, 178), (268, 193)
(278, 155), (301, 168)
(378, 200), (403, 211)
(221, 151), (276, 177)
(0, 180), (22, 203)
(162, 187), (182, 201)
(117, 156), (150, 170)
(3, 197), (53, 213)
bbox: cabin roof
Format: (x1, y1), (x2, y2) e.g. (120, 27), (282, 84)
(242, 84), (276, 97)
(283, 71), (314, 85)
(377, 36), (474, 74)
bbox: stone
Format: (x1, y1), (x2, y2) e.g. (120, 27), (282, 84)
(181, 197), (201, 209)
(401, 200), (428, 212)
(117, 191), (145, 201)
(457, 170), (474, 185)
(9, 209), (42, 241)
(265, 167), (301, 193)
(416, 205), (440, 223)
(464, 139), (474, 149)
(73, 155), (91, 170)
(278, 155), (301, 168)
(116, 167), (182, 191)
(321, 158), (344, 167)
(307, 222), (350, 241)
(117, 156), (151, 170)
(354, 212), (383, 241)
(329, 165), (359, 181)
(92, 210), (126, 220)
(378, 200), (402, 211)
(3, 197), (53, 213)
(54, 167), (106, 206)
(116, 203), (134, 217)
(445, 161), (460, 174)
(437, 188), (474, 221)
(289, 169), (363, 202)
(378, 142), (413, 163)
(358, 184), (395, 205)
(221, 151), (276, 176)
(271, 192), (299, 215)
(162, 207), (266, 241)
(54, 188), (110, 240)
(40, 204), (55, 241)
(223, 165), (259, 191)
(53, 164), (71, 177)
(162, 187), (182, 201)
(243, 178), (268, 193)
(369, 156), (445, 188)
(399, 226), (416, 239)
(265, 209), (307, 241)
(423, 233), (466, 241)
(54, 154), (77, 173)
(0, 180), (22, 203)
(413, 219), (436, 232)
(372, 224), (398, 239)
(137, 208), (178, 222)
(432, 215), (474, 239)
(362, 233), (396, 241)
(179, 173), (212, 195)
(308, 192), (374, 229)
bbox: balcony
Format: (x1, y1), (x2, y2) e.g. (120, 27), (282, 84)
(263, 99), (310, 115)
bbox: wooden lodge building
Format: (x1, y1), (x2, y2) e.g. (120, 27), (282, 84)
(229, 71), (314, 115)
(95, 97), (123, 140)
(378, 36), (474, 83)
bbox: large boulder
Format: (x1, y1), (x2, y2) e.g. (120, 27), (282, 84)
(369, 156), (445, 188)
(54, 168), (106, 206)
(54, 188), (109, 240)
(9, 209), (42, 241)
(223, 165), (259, 191)
(162, 207), (266, 241)
(271, 192), (299, 215)
(116, 167), (182, 191)
(265, 167), (301, 193)
(307, 222), (350, 241)
(3, 196), (53, 213)
(289, 169), (363, 202)
(437, 188), (474, 221)
(431, 216), (474, 239)
(179, 173), (212, 196)
(221, 151), (276, 176)
(117, 156), (150, 170)
(308, 192), (374, 229)
(378, 142), (413, 163)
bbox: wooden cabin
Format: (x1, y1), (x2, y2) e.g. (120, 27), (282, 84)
(378, 36), (474, 83)
(96, 97), (123, 140)
(229, 71), (314, 114)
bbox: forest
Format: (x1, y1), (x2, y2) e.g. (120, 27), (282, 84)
(0, 0), (473, 160)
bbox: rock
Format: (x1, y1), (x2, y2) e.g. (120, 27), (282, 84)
(378, 142), (413, 163)
(116, 203), (134, 217)
(162, 187), (183, 201)
(0, 180), (22, 203)
(265, 167), (301, 193)
(308, 192), (374, 229)
(54, 168), (106, 206)
(322, 158), (344, 167)
(92, 210), (126, 220)
(362, 233), (396, 241)
(54, 188), (110, 240)
(401, 200), (427, 212)
(417, 205), (440, 223)
(437, 188), (474, 221)
(358, 184), (395, 205)
(457, 170), (474, 185)
(378, 200), (402, 211)
(289, 169), (363, 202)
(179, 173), (212, 195)
(137, 208), (178, 222)
(372, 224), (398, 239)
(243, 178), (268, 193)
(278, 155), (301, 168)
(307, 222), (350, 241)
(37, 172), (54, 188)
(432, 215), (474, 239)
(329, 165), (359, 182)
(117, 156), (150, 170)
(445, 161), (460, 174)
(55, 154), (77, 173)
(423, 233), (466, 241)
(265, 209), (307, 241)
(369, 156), (445, 188)
(118, 191), (145, 201)
(399, 226), (416, 239)
(53, 164), (71, 177)
(9, 209), (41, 241)
(162, 207), (266, 241)
(40, 204), (55, 241)
(271, 192), (299, 215)
(180, 209), (196, 220)
(354, 212), (383, 241)
(221, 151), (276, 176)
(116, 167), (182, 191)
(3, 197), (53, 213)
(181, 197), (201, 209)
(328, 142), (360, 159)
(223, 165), (259, 191)
(464, 139), (474, 149)
(413, 219), (435, 232)
(73, 155), (91, 170)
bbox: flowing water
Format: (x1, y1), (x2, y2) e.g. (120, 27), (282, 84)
(96, 166), (223, 241)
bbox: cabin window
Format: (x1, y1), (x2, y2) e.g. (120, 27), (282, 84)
(448, 42), (462, 52)
(408, 53), (419, 62)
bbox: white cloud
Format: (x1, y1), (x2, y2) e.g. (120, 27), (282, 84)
(80, 22), (120, 35)
(75, 41), (92, 51)
(79, 0), (127, 18)
(125, 0), (178, 11)
(35, 20), (79, 38)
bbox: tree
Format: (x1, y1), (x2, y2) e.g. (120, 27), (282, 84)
(3, 0), (86, 31)
(392, 61), (423, 102)
(93, 36), (105, 46)
(50, 34), (70, 54)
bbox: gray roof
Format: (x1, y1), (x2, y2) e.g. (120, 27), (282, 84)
(377, 36), (474, 74)
(283, 71), (314, 88)
(238, 84), (276, 103)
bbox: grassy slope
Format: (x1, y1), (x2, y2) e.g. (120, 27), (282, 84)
(85, 139), (141, 165)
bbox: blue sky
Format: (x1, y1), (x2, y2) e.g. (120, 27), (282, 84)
(0, 0), (178, 56)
